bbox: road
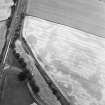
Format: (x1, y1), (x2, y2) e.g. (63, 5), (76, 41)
(0, 0), (28, 66)
(0, 0), (33, 105)
(0, 0), (61, 105)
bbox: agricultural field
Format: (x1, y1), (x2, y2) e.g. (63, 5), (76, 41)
(27, 0), (105, 38)
(23, 16), (105, 105)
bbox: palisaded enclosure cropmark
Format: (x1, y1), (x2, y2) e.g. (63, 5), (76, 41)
(23, 16), (105, 105)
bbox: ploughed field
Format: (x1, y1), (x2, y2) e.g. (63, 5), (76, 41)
(23, 16), (105, 105)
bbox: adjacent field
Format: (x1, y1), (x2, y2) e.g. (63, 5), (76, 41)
(27, 0), (105, 38)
